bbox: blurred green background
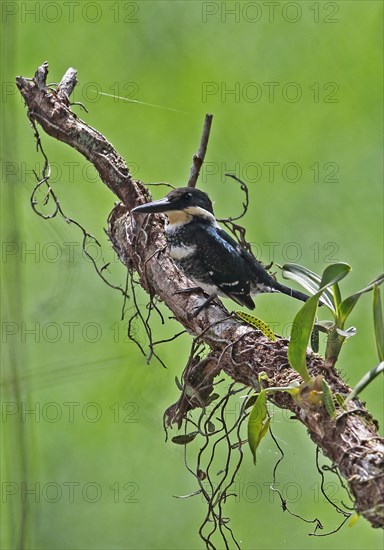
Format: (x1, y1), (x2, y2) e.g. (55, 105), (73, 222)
(1, 1), (383, 549)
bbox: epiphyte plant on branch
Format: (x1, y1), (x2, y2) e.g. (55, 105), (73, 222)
(282, 262), (384, 392)
(241, 262), (384, 469)
(15, 63), (384, 548)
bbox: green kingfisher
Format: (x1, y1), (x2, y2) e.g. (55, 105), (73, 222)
(131, 187), (310, 310)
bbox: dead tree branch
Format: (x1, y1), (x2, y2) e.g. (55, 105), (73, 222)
(188, 113), (213, 188)
(16, 63), (384, 529)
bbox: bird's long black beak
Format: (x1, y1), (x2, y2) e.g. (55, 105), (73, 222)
(131, 197), (173, 214)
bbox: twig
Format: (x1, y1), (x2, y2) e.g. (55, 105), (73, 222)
(34, 61), (49, 89)
(57, 67), (78, 102)
(220, 173), (249, 222)
(188, 113), (213, 188)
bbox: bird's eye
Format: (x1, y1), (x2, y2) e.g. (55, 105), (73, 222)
(184, 192), (192, 200)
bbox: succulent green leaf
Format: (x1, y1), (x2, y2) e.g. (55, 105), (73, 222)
(288, 295), (319, 382)
(321, 379), (336, 417)
(282, 263), (322, 287)
(319, 262), (351, 287)
(348, 514), (361, 527)
(281, 263), (335, 310)
(345, 361), (384, 403)
(288, 263), (351, 382)
(264, 381), (300, 395)
(247, 390), (270, 464)
(339, 273), (384, 325)
(373, 285), (384, 361)
(236, 311), (276, 341)
(311, 326), (319, 352)
(333, 282), (342, 311)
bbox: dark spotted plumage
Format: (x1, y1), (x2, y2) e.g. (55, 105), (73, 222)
(131, 187), (310, 310)
(166, 220), (256, 308)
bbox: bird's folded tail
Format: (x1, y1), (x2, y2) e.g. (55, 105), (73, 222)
(273, 282), (311, 303)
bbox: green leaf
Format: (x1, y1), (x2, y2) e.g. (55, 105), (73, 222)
(247, 390), (270, 465)
(321, 379), (336, 417)
(236, 311), (276, 341)
(334, 393), (347, 408)
(207, 421), (215, 433)
(373, 285), (384, 361)
(264, 381), (300, 396)
(282, 263), (322, 287)
(288, 263), (351, 382)
(311, 326), (319, 352)
(336, 326), (357, 338)
(281, 263), (335, 311)
(339, 273), (384, 325)
(333, 282), (342, 311)
(319, 262), (351, 288)
(314, 320), (336, 333)
(246, 384), (300, 414)
(348, 513), (361, 527)
(344, 361), (384, 403)
(172, 432), (198, 445)
(288, 295), (320, 381)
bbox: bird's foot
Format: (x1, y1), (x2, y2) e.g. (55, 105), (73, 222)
(175, 286), (203, 295)
(175, 287), (219, 317)
(191, 294), (218, 317)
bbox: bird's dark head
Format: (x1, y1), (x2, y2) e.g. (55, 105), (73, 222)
(131, 187), (215, 224)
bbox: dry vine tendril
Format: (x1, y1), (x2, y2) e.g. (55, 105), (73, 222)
(28, 118), (185, 369)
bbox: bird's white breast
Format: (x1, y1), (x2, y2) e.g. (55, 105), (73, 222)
(170, 244), (197, 260)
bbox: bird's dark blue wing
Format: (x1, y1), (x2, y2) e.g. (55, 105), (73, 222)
(217, 227), (310, 303)
(215, 227), (277, 285)
(192, 224), (255, 308)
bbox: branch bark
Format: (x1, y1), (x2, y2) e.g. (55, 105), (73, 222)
(16, 63), (384, 529)
(187, 113), (213, 187)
